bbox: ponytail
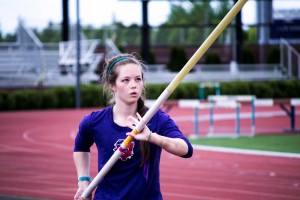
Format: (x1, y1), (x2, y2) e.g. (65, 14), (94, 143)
(137, 98), (150, 166)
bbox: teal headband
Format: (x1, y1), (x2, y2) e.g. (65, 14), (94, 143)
(106, 57), (130, 80)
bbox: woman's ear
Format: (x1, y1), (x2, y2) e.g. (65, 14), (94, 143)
(109, 84), (116, 92)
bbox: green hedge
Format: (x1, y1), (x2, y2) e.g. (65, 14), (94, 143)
(1, 80), (300, 111)
(167, 46), (188, 72)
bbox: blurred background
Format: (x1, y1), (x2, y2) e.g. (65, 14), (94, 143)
(0, 0), (299, 108)
(0, 2), (299, 199)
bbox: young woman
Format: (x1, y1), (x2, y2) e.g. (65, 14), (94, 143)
(73, 53), (193, 200)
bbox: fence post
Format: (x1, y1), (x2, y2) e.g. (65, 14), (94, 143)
(199, 83), (205, 100)
(209, 99), (214, 134)
(215, 82), (220, 96)
(194, 107), (199, 137)
(236, 103), (240, 136)
(251, 96), (255, 135)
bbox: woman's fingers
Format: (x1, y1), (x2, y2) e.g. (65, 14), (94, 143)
(136, 112), (142, 120)
(126, 114), (150, 141)
(126, 122), (135, 129)
(128, 116), (138, 124)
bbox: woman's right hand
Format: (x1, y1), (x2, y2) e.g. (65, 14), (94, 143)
(74, 182), (92, 200)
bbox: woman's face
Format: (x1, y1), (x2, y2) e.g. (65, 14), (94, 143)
(112, 63), (143, 105)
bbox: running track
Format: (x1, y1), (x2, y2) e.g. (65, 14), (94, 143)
(0, 104), (299, 200)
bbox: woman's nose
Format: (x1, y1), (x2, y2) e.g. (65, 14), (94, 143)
(131, 81), (137, 88)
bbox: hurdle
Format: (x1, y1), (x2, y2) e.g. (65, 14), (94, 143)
(178, 100), (210, 137)
(145, 99), (178, 113)
(290, 99), (300, 132)
(199, 82), (221, 100)
(255, 98), (300, 133)
(179, 98), (245, 138)
(166, 97), (298, 138)
(208, 95), (256, 137)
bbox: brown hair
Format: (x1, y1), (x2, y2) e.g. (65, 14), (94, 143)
(101, 53), (150, 165)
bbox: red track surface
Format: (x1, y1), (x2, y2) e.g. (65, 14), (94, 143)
(0, 104), (299, 200)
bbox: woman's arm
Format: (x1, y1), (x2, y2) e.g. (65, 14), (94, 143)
(74, 152), (91, 177)
(126, 115), (189, 157)
(148, 132), (188, 156)
(73, 152), (92, 200)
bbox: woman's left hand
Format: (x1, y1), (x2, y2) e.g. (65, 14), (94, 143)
(126, 113), (151, 141)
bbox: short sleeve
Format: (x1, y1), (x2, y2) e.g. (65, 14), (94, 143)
(179, 137), (193, 158)
(155, 110), (193, 158)
(73, 115), (94, 152)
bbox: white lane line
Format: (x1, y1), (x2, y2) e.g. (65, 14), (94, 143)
(163, 192), (232, 200)
(162, 182), (300, 200)
(172, 110), (295, 122)
(0, 144), (40, 153)
(193, 145), (300, 158)
(22, 128), (72, 150)
(0, 187), (71, 197)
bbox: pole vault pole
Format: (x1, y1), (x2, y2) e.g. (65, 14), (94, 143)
(81, 0), (248, 198)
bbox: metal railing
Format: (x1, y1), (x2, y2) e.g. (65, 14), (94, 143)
(58, 39), (103, 74)
(105, 39), (121, 56)
(145, 63), (287, 83)
(58, 39), (100, 66)
(0, 18), (48, 87)
(280, 38), (300, 79)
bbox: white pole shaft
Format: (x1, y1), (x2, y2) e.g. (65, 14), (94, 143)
(81, 0), (248, 198)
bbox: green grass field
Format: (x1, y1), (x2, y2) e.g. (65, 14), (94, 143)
(189, 134), (300, 153)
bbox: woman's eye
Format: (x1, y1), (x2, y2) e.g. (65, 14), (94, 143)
(122, 79), (129, 83)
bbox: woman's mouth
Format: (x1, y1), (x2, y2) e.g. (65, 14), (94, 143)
(130, 92), (138, 96)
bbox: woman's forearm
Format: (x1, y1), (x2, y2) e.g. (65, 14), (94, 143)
(73, 152), (91, 177)
(73, 152), (92, 199)
(149, 133), (188, 156)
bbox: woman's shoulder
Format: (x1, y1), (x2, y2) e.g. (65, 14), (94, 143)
(148, 108), (172, 126)
(153, 108), (170, 119)
(85, 106), (112, 122)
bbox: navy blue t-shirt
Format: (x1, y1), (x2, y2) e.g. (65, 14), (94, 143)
(74, 106), (193, 200)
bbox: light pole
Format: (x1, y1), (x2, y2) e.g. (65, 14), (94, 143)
(75, 0), (81, 108)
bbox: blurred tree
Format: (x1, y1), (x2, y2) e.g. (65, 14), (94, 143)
(153, 1), (231, 46)
(34, 21), (60, 43)
(115, 23), (140, 46)
(243, 26), (257, 44)
(155, 4), (189, 45)
(0, 0), (256, 47)
(167, 45), (188, 71)
(82, 26), (103, 40)
(2, 33), (16, 42)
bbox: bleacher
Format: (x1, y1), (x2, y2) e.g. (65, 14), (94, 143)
(1, 19), (299, 88)
(0, 19), (104, 88)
